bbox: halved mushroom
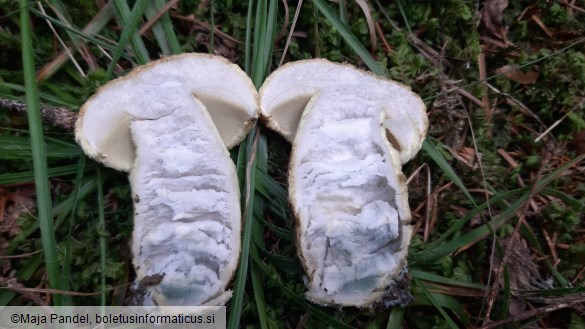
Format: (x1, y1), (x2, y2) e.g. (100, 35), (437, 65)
(76, 54), (258, 306)
(260, 59), (427, 164)
(259, 59), (427, 307)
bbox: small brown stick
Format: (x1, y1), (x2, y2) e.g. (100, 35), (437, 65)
(0, 278), (130, 297)
(295, 313), (309, 329)
(497, 148), (519, 168)
(480, 299), (585, 329)
(531, 15), (555, 39)
(456, 88), (484, 107)
(425, 182), (453, 242)
(171, 14), (242, 45)
(478, 51), (492, 135)
(278, 0), (304, 67)
(355, 0), (377, 55)
(0, 250), (42, 259)
(44, 3), (99, 72)
(0, 97), (77, 131)
(36, 2), (113, 81)
(572, 264), (585, 284)
(557, 0), (585, 14)
(274, 0), (290, 45)
(543, 229), (559, 266)
(375, 22), (394, 55)
(0, 278), (48, 306)
(38, 2), (86, 78)
(139, 0), (180, 35)
(424, 164), (432, 242)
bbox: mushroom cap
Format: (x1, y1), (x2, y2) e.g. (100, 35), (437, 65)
(259, 59), (427, 163)
(76, 53), (258, 172)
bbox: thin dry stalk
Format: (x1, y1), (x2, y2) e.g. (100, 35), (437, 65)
(375, 22), (393, 54)
(558, 0), (585, 14)
(45, 2), (99, 71)
(37, 3), (113, 81)
(425, 182), (453, 242)
(38, 2), (86, 77)
(572, 265), (585, 284)
(139, 0), (179, 35)
(279, 0), (304, 67)
(355, 0), (377, 55)
(543, 229), (560, 266)
(0, 97), (77, 131)
(0, 250), (42, 259)
(424, 164), (431, 241)
(275, 0), (290, 44)
(171, 14), (242, 45)
(480, 298), (585, 329)
(478, 51), (492, 135)
(0, 278), (129, 297)
(531, 14), (555, 38)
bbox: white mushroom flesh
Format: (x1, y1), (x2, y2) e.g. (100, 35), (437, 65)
(291, 87), (413, 306)
(129, 101), (240, 306)
(260, 60), (427, 164)
(76, 54), (258, 306)
(260, 59), (427, 306)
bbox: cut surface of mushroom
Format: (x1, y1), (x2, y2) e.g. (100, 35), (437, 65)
(260, 60), (427, 307)
(75, 54), (258, 306)
(260, 59), (427, 164)
(77, 54), (257, 172)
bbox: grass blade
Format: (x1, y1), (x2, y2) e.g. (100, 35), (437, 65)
(60, 154), (86, 306)
(422, 139), (477, 206)
(96, 168), (107, 306)
(250, 250), (355, 329)
(311, 0), (383, 75)
(106, 1), (150, 78)
(410, 269), (487, 290)
(386, 307), (404, 329)
(251, 251), (269, 329)
(153, 0), (182, 55)
(0, 162), (96, 185)
(244, 0), (255, 74)
(112, 1), (150, 65)
(145, 2), (171, 55)
(228, 129), (259, 329)
(412, 154), (585, 263)
(413, 278), (460, 328)
(251, 0), (267, 87)
(19, 0), (63, 306)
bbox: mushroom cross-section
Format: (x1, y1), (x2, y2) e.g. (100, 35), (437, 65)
(259, 59), (427, 307)
(75, 54), (258, 306)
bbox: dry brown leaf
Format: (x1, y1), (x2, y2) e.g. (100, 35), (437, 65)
(447, 146), (478, 169)
(491, 235), (543, 317)
(492, 235), (542, 291)
(571, 130), (585, 155)
(480, 0), (510, 44)
(496, 65), (540, 84)
(0, 186), (36, 274)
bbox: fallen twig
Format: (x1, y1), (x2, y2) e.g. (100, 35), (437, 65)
(480, 298), (585, 329)
(0, 97), (77, 131)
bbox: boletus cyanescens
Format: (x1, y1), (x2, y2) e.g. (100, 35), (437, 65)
(77, 55), (427, 308)
(76, 54), (258, 306)
(260, 59), (428, 307)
